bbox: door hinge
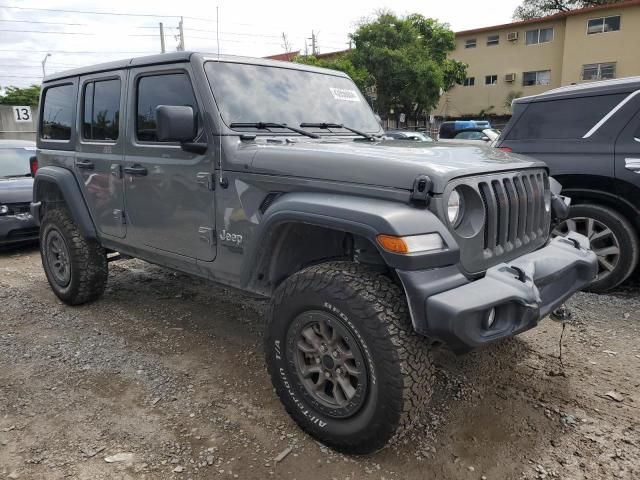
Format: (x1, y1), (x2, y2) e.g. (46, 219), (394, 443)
(410, 174), (432, 204)
(198, 226), (215, 245)
(196, 172), (215, 190)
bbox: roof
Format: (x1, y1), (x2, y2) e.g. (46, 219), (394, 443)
(456, 0), (640, 36)
(514, 76), (640, 104)
(264, 51), (300, 61)
(0, 139), (36, 148)
(43, 51), (349, 83)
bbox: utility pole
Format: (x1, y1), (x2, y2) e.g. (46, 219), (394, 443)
(159, 22), (166, 53)
(308, 30), (318, 56)
(177, 17), (185, 51)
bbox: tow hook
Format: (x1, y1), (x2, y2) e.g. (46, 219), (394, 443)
(550, 304), (573, 322)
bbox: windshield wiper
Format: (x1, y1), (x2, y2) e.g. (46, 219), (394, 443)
(300, 122), (377, 141)
(229, 122), (320, 139)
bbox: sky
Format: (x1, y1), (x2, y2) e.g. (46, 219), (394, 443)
(0, 0), (522, 88)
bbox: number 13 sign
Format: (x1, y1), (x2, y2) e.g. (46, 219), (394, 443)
(13, 106), (32, 123)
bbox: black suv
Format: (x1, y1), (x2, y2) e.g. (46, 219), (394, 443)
(497, 77), (640, 292)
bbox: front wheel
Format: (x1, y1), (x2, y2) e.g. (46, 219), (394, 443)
(265, 262), (434, 454)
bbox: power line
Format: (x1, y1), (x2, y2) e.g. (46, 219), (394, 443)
(0, 28), (163, 37)
(0, 18), (84, 26)
(0, 4), (179, 18)
(0, 49), (156, 55)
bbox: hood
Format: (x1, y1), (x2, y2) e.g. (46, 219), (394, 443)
(247, 138), (546, 193)
(0, 177), (33, 204)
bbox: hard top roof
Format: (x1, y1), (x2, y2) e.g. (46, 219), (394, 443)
(42, 51), (349, 83)
(514, 76), (640, 104)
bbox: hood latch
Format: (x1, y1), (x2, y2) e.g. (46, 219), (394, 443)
(410, 174), (432, 204)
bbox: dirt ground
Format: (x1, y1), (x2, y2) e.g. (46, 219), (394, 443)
(0, 244), (638, 480)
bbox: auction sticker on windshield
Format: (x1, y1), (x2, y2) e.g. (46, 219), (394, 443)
(329, 87), (360, 102)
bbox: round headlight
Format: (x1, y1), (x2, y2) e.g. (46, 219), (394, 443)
(0, 205), (8, 216)
(447, 189), (463, 227)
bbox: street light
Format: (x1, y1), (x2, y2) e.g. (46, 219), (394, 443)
(42, 53), (51, 77)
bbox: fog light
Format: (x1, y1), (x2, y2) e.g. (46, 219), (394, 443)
(485, 307), (496, 329)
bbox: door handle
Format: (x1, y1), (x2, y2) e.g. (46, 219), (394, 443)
(625, 158), (640, 173)
(123, 165), (148, 176)
(75, 159), (95, 170)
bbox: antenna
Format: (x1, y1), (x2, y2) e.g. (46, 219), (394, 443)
(216, 5), (226, 188)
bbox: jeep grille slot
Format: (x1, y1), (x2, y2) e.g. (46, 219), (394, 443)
(477, 171), (548, 254)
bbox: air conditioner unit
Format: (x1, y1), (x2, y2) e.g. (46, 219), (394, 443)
(505, 73), (516, 82)
(507, 31), (519, 41)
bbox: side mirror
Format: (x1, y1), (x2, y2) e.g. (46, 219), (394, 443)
(481, 136), (490, 141)
(156, 105), (197, 142)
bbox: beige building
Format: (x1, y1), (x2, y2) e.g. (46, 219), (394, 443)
(438, 0), (640, 117)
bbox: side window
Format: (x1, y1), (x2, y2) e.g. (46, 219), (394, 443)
(509, 94), (626, 140)
(82, 78), (121, 141)
(41, 84), (75, 141)
(136, 73), (199, 142)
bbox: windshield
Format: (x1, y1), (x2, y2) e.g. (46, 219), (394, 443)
(205, 62), (381, 135)
(0, 148), (34, 177)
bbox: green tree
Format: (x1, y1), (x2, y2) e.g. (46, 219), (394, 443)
(293, 52), (371, 92)
(514, 0), (626, 20)
(348, 11), (466, 121)
(0, 85), (41, 105)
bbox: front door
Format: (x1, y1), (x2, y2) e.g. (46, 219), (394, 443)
(614, 107), (640, 215)
(75, 71), (126, 238)
(123, 65), (216, 261)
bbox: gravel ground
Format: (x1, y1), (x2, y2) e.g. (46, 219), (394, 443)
(0, 244), (638, 480)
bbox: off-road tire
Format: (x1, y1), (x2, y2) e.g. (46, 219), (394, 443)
(265, 261), (434, 454)
(40, 208), (108, 305)
(553, 204), (639, 293)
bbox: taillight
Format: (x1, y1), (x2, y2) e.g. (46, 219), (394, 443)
(498, 146), (513, 153)
(29, 155), (38, 176)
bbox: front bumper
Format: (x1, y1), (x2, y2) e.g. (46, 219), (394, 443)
(398, 232), (597, 353)
(0, 213), (39, 245)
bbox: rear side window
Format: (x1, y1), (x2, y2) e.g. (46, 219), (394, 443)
(508, 94), (626, 140)
(83, 78), (121, 141)
(136, 73), (199, 142)
(41, 84), (75, 141)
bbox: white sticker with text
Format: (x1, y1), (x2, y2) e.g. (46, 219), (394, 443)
(329, 87), (360, 102)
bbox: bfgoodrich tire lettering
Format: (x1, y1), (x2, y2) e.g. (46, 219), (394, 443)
(40, 208), (108, 305)
(264, 261), (434, 454)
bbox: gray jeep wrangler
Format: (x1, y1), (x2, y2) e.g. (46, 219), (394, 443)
(31, 52), (597, 454)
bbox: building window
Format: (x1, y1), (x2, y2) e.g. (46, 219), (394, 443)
(581, 62), (616, 81)
(487, 34), (499, 46)
(465, 38), (477, 48)
(587, 15), (621, 35)
(525, 27), (554, 45)
(522, 70), (551, 86)
(485, 75), (498, 85)
(463, 77), (475, 86)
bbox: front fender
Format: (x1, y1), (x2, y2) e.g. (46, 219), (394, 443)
(31, 166), (97, 239)
(241, 192), (459, 288)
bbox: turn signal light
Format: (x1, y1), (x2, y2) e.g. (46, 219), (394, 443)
(498, 146), (513, 153)
(376, 233), (444, 254)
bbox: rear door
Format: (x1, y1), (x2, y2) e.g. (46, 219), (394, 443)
(122, 64), (216, 261)
(614, 106), (640, 214)
(75, 71), (126, 238)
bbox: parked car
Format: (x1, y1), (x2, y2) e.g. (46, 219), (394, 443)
(0, 140), (39, 246)
(438, 128), (500, 145)
(496, 76), (640, 292)
(438, 120), (492, 139)
(32, 52), (596, 454)
(384, 130), (433, 142)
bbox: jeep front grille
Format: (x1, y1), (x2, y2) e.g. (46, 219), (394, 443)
(478, 171), (549, 255)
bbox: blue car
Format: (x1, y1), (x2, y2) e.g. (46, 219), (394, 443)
(0, 140), (39, 246)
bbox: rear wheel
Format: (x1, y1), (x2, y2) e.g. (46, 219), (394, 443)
(265, 261), (434, 454)
(40, 208), (108, 305)
(551, 204), (639, 292)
